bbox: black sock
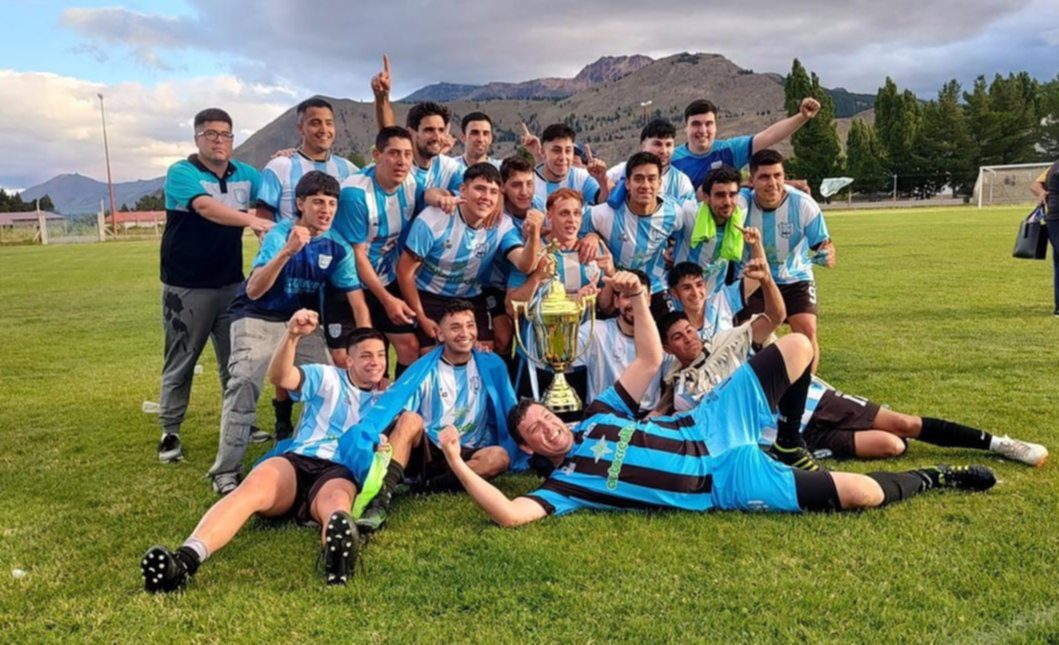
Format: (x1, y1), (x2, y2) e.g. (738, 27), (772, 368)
(381, 462), (404, 496)
(394, 363), (409, 380)
(776, 364), (812, 446)
(918, 417), (992, 450)
(272, 399), (293, 424)
(867, 470), (937, 506)
(174, 546), (201, 576)
(421, 470), (462, 493)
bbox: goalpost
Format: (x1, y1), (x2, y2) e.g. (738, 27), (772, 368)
(975, 162), (1052, 208)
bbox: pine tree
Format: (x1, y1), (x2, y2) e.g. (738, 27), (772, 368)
(874, 78), (921, 195)
(783, 59), (842, 199)
(909, 81), (976, 198)
(845, 120), (888, 197)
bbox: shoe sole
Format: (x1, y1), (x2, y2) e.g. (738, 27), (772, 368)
(248, 434), (272, 444)
(158, 450), (183, 463)
(141, 546), (181, 593)
(324, 513), (357, 585)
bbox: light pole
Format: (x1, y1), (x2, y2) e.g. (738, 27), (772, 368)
(98, 93), (118, 236)
(640, 100), (653, 126)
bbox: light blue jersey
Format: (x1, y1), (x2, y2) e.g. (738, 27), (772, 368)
(671, 199), (736, 294)
(287, 365), (383, 463)
(534, 165), (601, 205)
(508, 246), (603, 293)
(258, 152), (358, 222)
(587, 197), (684, 294)
(409, 355), (496, 449)
(741, 187), (830, 285)
(404, 206), (524, 297)
(607, 163), (695, 203)
(670, 136), (753, 188)
(334, 167), (425, 286)
(413, 154), (464, 192)
(697, 279), (745, 341)
(483, 197), (545, 289)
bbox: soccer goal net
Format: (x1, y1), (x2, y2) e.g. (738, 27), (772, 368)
(974, 163), (1052, 208)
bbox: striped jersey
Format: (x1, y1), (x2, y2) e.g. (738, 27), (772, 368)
(671, 200), (737, 294)
(408, 355), (497, 449)
(697, 279), (745, 341)
(571, 318), (667, 411)
(586, 197), (684, 294)
(534, 165), (601, 205)
(741, 187), (830, 284)
(404, 206), (524, 297)
(334, 166), (425, 286)
(413, 154), (464, 192)
(287, 364), (384, 463)
(524, 382), (715, 516)
(507, 246), (603, 293)
(483, 197), (544, 289)
(258, 151), (358, 222)
(670, 135), (753, 188)
(228, 219), (361, 322)
(606, 163), (695, 202)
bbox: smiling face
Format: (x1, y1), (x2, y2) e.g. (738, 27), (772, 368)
(641, 136), (675, 169)
(516, 403), (574, 459)
(413, 114), (447, 160)
(502, 170), (535, 215)
(437, 309), (477, 357)
(297, 106), (335, 156)
(461, 119), (493, 160)
(346, 338), (387, 388)
(372, 136), (413, 189)
(685, 111), (718, 154)
(670, 273), (707, 318)
(459, 177), (501, 223)
(662, 318), (704, 366)
(543, 137), (574, 181)
(626, 162), (661, 213)
(705, 180), (740, 222)
(295, 192), (338, 235)
(548, 195), (583, 245)
(751, 162), (786, 210)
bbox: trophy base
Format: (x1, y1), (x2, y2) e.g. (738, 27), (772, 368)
(542, 371), (582, 413)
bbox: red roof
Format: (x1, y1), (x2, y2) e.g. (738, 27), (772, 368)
(106, 210), (165, 224)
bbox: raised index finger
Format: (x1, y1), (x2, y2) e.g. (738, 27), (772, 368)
(521, 121), (532, 137)
(383, 54), (390, 75)
(584, 143), (593, 162)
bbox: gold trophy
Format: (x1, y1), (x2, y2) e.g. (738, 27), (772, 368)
(511, 241), (597, 412)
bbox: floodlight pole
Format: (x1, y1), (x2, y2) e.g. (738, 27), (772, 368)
(98, 93), (118, 236)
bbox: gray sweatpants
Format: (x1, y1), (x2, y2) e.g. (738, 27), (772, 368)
(208, 316), (330, 481)
(159, 283), (240, 435)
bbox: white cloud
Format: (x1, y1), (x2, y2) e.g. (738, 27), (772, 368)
(0, 70), (295, 187)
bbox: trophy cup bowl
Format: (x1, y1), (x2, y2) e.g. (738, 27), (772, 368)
(512, 275), (596, 413)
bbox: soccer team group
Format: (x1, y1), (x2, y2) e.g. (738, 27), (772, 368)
(141, 57), (1048, 592)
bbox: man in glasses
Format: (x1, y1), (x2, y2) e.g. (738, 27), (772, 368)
(157, 108), (273, 464)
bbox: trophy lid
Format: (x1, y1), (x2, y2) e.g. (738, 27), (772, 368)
(537, 277), (583, 316)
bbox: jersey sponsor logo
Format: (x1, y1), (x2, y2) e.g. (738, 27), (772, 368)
(710, 160), (723, 169)
(605, 424), (635, 490)
(318, 254), (333, 269)
(473, 241), (488, 258)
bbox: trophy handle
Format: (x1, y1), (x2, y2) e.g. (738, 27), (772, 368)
(511, 300), (551, 370)
(566, 293), (597, 367)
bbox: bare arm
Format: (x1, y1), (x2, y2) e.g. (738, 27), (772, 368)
(353, 243), (415, 325)
(346, 289), (371, 328)
(1031, 180), (1047, 205)
(740, 227), (784, 343)
(439, 426), (547, 527)
(752, 97), (820, 152)
(267, 309), (319, 391)
(191, 195), (273, 233)
(508, 209), (544, 274)
(398, 251), (438, 339)
(371, 54), (395, 130)
(608, 272), (664, 403)
(245, 225), (309, 299)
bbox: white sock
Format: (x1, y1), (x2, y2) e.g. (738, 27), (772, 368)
(182, 537), (210, 563)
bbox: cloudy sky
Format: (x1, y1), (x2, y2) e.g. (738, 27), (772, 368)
(2, 0), (1057, 190)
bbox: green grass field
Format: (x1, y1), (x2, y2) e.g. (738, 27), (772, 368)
(1, 206), (1057, 642)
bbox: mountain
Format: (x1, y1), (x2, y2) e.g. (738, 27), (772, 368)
(402, 55), (655, 102)
(828, 87), (876, 118)
(20, 173), (164, 215)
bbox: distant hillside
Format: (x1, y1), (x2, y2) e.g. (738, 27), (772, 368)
(20, 173), (164, 215)
(828, 88), (876, 118)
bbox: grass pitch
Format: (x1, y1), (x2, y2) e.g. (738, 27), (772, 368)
(1, 206), (1057, 642)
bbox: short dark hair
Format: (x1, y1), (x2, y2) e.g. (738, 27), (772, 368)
(506, 398), (541, 447)
(658, 311), (691, 340)
(613, 268), (650, 289)
(346, 327), (387, 353)
(625, 152), (663, 180)
(683, 99), (718, 123)
(375, 125), (412, 151)
(640, 119), (676, 142)
(407, 102), (450, 130)
(700, 165), (743, 194)
(463, 162), (502, 187)
(461, 111), (493, 133)
(667, 262), (705, 289)
(194, 108), (232, 129)
(500, 156), (534, 183)
(440, 298), (476, 321)
(297, 97), (333, 116)
(294, 171), (340, 201)
(541, 123), (577, 144)
(749, 149), (785, 175)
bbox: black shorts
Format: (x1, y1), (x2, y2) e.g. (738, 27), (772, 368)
(481, 287), (508, 318)
(363, 282), (417, 335)
(404, 438), (489, 482)
(322, 285), (359, 350)
(278, 453), (359, 525)
(743, 280), (819, 319)
(803, 388), (881, 459)
(417, 290), (494, 344)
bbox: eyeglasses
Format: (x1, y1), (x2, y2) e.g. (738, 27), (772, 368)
(195, 130), (235, 142)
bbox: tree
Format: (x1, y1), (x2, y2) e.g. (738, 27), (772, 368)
(1039, 75), (1059, 159)
(909, 81), (976, 198)
(346, 150), (367, 168)
(133, 192), (165, 211)
(783, 59), (842, 199)
(965, 73), (1040, 168)
(874, 78), (921, 196)
(845, 120), (888, 197)
(37, 195), (56, 212)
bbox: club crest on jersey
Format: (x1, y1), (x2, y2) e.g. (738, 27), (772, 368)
(234, 188), (249, 205)
(317, 254), (333, 269)
(328, 323), (342, 338)
(472, 242), (488, 259)
(469, 376), (481, 393)
(778, 222), (793, 239)
(710, 160), (723, 169)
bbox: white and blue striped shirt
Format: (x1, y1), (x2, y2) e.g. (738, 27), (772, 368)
(671, 199), (733, 295)
(741, 187), (830, 285)
(287, 365), (383, 462)
(404, 206), (524, 297)
(697, 279), (745, 342)
(534, 165), (601, 205)
(606, 163), (695, 203)
(483, 197), (545, 289)
(258, 152), (358, 222)
(587, 197), (684, 294)
(410, 356), (496, 449)
(571, 318), (669, 411)
(334, 167), (424, 286)
(413, 154), (464, 193)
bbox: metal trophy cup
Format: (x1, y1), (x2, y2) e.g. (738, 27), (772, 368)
(511, 244), (596, 412)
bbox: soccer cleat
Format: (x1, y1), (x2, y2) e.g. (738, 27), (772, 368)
(355, 491), (393, 534)
(211, 475), (238, 496)
(322, 511), (358, 585)
(157, 433), (183, 463)
(768, 441), (823, 472)
(141, 546), (190, 594)
(935, 464), (997, 492)
(991, 435), (1048, 467)
(248, 425), (272, 444)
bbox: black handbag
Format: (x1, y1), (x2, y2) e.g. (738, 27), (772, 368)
(1013, 207), (1048, 260)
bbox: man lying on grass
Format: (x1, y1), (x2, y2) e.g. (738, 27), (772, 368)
(437, 271), (997, 527)
(141, 310), (423, 591)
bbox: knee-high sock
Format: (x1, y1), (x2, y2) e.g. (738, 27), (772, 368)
(918, 417), (992, 450)
(867, 469), (938, 506)
(776, 364), (812, 445)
